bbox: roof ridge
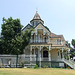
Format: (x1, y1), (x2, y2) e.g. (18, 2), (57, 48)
(50, 32), (65, 41)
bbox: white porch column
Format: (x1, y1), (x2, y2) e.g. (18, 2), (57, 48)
(49, 46), (51, 61)
(40, 46), (41, 68)
(30, 46), (32, 61)
(34, 49), (36, 61)
(24, 50), (25, 61)
(69, 55), (70, 61)
(68, 49), (70, 61)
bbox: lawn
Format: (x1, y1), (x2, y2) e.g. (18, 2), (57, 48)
(0, 68), (75, 75)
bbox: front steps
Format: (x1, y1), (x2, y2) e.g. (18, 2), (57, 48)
(63, 58), (75, 69)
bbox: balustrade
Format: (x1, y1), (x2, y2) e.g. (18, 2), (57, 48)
(30, 39), (62, 45)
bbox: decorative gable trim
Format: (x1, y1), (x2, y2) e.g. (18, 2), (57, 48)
(34, 22), (51, 32)
(22, 24), (33, 31)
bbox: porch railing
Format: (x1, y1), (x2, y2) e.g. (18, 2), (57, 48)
(30, 39), (49, 43)
(51, 58), (63, 61)
(30, 40), (62, 45)
(63, 58), (75, 69)
(36, 57), (50, 61)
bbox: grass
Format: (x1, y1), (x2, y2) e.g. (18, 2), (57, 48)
(0, 68), (75, 75)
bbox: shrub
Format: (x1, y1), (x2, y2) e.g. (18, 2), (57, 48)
(43, 65), (48, 68)
(34, 64), (38, 69)
(67, 56), (69, 60)
(64, 55), (66, 59)
(21, 62), (24, 68)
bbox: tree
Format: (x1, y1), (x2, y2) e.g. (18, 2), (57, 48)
(0, 38), (3, 54)
(1, 17), (33, 55)
(1, 17), (33, 68)
(1, 17), (23, 54)
(20, 29), (32, 54)
(70, 39), (75, 58)
(72, 39), (75, 49)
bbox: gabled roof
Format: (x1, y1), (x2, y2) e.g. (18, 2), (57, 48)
(22, 24), (33, 31)
(34, 22), (51, 32)
(22, 22), (51, 32)
(50, 33), (65, 41)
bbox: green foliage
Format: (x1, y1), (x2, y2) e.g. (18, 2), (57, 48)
(67, 56), (69, 60)
(1, 17), (33, 54)
(34, 64), (39, 69)
(1, 17), (23, 54)
(64, 55), (66, 59)
(70, 39), (75, 57)
(2, 17), (23, 39)
(71, 39), (75, 48)
(70, 49), (75, 58)
(43, 65), (48, 68)
(0, 39), (3, 54)
(64, 55), (69, 60)
(21, 61), (25, 68)
(21, 29), (33, 54)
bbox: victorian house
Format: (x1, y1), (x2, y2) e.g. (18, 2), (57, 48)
(23, 11), (70, 68)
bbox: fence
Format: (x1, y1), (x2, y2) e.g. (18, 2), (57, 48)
(0, 55), (36, 68)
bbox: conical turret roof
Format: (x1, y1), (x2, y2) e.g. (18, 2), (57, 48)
(30, 11), (44, 24)
(33, 11), (41, 19)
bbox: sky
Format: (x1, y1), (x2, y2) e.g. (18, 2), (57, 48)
(0, 0), (75, 43)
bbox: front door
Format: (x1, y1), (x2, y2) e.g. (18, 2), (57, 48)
(43, 51), (48, 58)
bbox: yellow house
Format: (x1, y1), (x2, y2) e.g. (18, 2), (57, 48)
(23, 11), (70, 68)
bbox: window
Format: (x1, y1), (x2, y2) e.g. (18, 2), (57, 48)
(56, 39), (61, 45)
(32, 49), (34, 55)
(57, 51), (59, 56)
(34, 22), (36, 26)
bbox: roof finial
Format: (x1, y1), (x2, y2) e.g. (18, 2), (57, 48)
(36, 8), (38, 13)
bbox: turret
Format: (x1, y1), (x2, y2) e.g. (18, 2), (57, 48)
(30, 11), (44, 27)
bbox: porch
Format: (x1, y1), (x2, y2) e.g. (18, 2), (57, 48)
(29, 45), (66, 63)
(0, 54), (67, 68)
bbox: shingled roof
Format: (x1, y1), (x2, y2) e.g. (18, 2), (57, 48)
(50, 33), (65, 41)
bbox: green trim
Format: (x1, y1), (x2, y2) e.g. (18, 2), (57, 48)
(30, 19), (44, 23)
(34, 22), (51, 32)
(22, 24), (33, 31)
